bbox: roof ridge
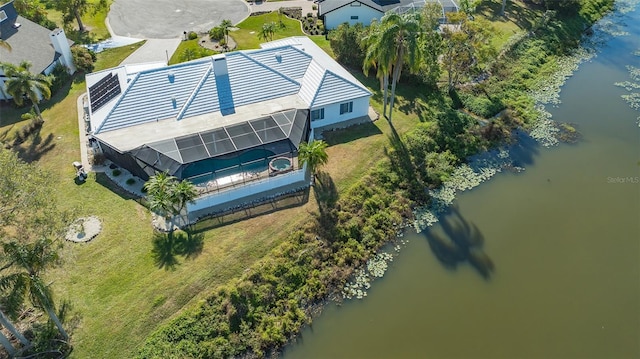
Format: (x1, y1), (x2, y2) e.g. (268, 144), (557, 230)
(176, 62), (213, 120)
(309, 65), (328, 107)
(95, 71), (139, 134)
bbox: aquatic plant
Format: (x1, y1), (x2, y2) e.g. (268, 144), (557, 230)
(615, 62), (640, 125)
(342, 252), (395, 300)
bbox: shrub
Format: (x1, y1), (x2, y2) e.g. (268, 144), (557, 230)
(109, 163), (118, 170)
(328, 23), (366, 67)
(188, 31), (198, 40)
(312, 5), (317, 10)
(209, 26), (224, 41)
(112, 169), (121, 176)
(460, 92), (505, 118)
(71, 46), (96, 73)
(126, 178), (136, 185)
(49, 63), (71, 94)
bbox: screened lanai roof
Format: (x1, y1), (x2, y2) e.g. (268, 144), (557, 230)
(130, 109), (308, 173)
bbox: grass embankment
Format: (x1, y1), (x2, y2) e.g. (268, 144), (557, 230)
(0, 0), (613, 357)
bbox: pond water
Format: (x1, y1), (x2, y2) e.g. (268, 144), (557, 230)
(282, 4), (640, 359)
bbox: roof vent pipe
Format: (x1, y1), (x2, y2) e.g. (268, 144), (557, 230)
(275, 52), (282, 62)
(168, 71), (175, 83)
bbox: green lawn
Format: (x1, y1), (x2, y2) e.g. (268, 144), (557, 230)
(168, 39), (217, 65)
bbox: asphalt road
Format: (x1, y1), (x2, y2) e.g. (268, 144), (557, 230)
(108, 0), (250, 39)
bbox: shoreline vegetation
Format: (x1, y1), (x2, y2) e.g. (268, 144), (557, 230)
(138, 1), (617, 358)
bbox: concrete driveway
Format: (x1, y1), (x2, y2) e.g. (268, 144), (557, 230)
(108, 0), (250, 39)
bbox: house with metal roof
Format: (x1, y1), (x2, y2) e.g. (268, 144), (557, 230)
(318, 0), (459, 30)
(0, 1), (75, 101)
(85, 36), (371, 216)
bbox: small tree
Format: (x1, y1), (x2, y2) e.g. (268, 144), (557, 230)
(298, 140), (329, 183)
(181, 48), (198, 62)
(71, 46), (96, 73)
(259, 22), (277, 42)
(220, 19), (233, 45)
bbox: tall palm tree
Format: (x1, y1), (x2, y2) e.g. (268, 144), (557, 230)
(298, 140), (329, 183)
(382, 12), (422, 123)
(0, 61), (53, 120)
(0, 238), (68, 340)
(363, 13), (422, 123)
(220, 19), (233, 45)
(362, 20), (393, 118)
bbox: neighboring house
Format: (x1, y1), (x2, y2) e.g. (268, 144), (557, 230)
(318, 0), (459, 30)
(0, 1), (75, 101)
(85, 36), (371, 216)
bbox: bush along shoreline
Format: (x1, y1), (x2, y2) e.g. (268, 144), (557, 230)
(137, 2), (616, 358)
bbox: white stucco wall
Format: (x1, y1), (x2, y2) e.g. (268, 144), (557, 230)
(323, 3), (382, 29)
(187, 168), (308, 212)
(310, 96), (369, 128)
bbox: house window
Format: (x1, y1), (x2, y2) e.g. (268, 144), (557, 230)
(0, 10), (7, 22)
(350, 15), (359, 20)
(339, 102), (353, 115)
(311, 108), (324, 121)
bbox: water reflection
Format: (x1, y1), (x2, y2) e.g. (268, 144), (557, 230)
(424, 205), (495, 279)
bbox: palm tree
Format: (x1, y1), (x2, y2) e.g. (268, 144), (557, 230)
(170, 180), (198, 221)
(383, 13), (422, 123)
(0, 238), (68, 340)
(0, 61), (53, 121)
(363, 13), (422, 123)
(220, 19), (233, 45)
(362, 20), (393, 118)
(298, 140), (329, 183)
(259, 22), (277, 42)
(144, 172), (176, 221)
(144, 173), (197, 232)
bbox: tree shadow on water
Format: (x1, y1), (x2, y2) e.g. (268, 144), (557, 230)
(423, 205), (495, 279)
(151, 229), (204, 270)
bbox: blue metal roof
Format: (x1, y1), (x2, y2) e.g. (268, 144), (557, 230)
(245, 46), (312, 81)
(312, 71), (371, 107)
(93, 40), (371, 135)
(99, 61), (212, 132)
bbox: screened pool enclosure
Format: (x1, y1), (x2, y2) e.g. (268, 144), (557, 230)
(112, 109), (309, 193)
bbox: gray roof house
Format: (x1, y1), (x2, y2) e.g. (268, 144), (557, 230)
(319, 0), (459, 29)
(0, 1), (75, 101)
(85, 36), (371, 217)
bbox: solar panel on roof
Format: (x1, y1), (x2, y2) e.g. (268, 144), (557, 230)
(89, 73), (121, 113)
